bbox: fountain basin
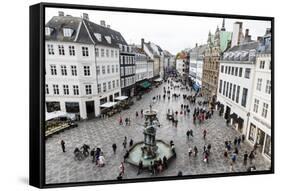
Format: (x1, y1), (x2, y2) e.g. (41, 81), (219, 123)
(126, 140), (175, 168)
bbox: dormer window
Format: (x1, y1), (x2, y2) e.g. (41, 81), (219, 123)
(63, 28), (73, 37)
(94, 33), (102, 42)
(105, 36), (111, 44)
(45, 27), (53, 36)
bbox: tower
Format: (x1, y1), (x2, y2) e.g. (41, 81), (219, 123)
(221, 18), (226, 31)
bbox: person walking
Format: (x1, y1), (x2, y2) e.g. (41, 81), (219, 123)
(129, 139), (134, 147)
(137, 160), (143, 175)
(112, 143), (117, 154)
(90, 148), (96, 162)
(243, 151), (248, 166)
(203, 129), (207, 140)
(60, 140), (66, 152)
(119, 162), (125, 176)
(186, 130), (190, 139)
(123, 136), (127, 149)
(194, 146), (198, 157)
(188, 147), (193, 157)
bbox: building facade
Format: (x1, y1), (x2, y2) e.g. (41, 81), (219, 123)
(45, 12), (125, 119)
(247, 29), (271, 160)
(202, 20), (232, 102)
(176, 51), (188, 77)
(217, 38), (259, 136)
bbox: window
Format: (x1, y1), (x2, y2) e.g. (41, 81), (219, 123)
(85, 85), (92, 95)
(50, 65), (57, 75)
(236, 85), (240, 103)
(235, 67), (238, 76)
(107, 65), (110, 74)
(221, 65), (224, 73)
(95, 48), (99, 57)
(256, 78), (262, 91)
(223, 81), (226, 96)
(219, 80), (222, 93)
(115, 50), (118, 57)
(239, 67), (243, 77)
(102, 66), (105, 74)
(229, 83), (232, 98)
(260, 60), (265, 69)
(241, 88), (248, 107)
(46, 84), (49, 94)
(58, 45), (65, 55)
(69, 46), (75, 56)
(116, 79), (119, 87)
(228, 67), (231, 74)
(61, 65), (67, 76)
(112, 80), (115, 88)
(101, 49), (105, 57)
(71, 65), (77, 76)
(106, 49), (109, 57)
(97, 84), (101, 93)
(45, 27), (52, 36)
(63, 85), (69, 95)
(232, 84), (236, 101)
(111, 50), (114, 57)
(47, 44), (54, 55)
(253, 99), (259, 113)
(53, 84), (59, 95)
(226, 82), (229, 97)
(112, 65), (114, 73)
(94, 33), (102, 41)
(103, 83), (106, 92)
(84, 66), (90, 76)
(82, 47), (89, 56)
(108, 82), (111, 90)
(231, 67), (234, 75)
(73, 85), (79, 95)
(262, 103), (269, 118)
(265, 80), (271, 94)
(225, 66), (228, 74)
(96, 66), (100, 75)
(244, 68), (251, 79)
(63, 28), (73, 37)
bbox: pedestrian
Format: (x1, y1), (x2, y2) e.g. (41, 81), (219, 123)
(231, 153), (237, 163)
(224, 149), (228, 158)
(229, 162), (234, 172)
(119, 116), (123, 125)
(242, 134), (245, 143)
(163, 156), (168, 169)
(129, 139), (134, 147)
(207, 144), (211, 152)
(60, 140), (65, 152)
(186, 130), (190, 139)
(123, 136), (127, 149)
(123, 150), (129, 162)
(90, 148), (96, 162)
(203, 129), (207, 139)
(119, 162), (125, 176)
(234, 147), (239, 155)
(234, 137), (238, 146)
(194, 146), (198, 157)
(190, 129), (193, 137)
(117, 172), (123, 180)
(141, 109), (143, 118)
(137, 160), (143, 175)
(136, 111), (139, 118)
(249, 150), (255, 164)
(243, 151), (248, 166)
(188, 147), (193, 157)
(237, 136), (241, 147)
(112, 143), (117, 154)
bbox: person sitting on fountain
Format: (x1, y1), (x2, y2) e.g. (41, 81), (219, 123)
(123, 150), (129, 163)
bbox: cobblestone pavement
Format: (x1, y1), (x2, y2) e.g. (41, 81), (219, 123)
(46, 82), (270, 184)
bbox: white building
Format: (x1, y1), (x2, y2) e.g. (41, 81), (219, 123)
(189, 44), (207, 91)
(247, 29), (271, 160)
(45, 12), (124, 119)
(217, 35), (259, 135)
(132, 46), (149, 82)
(176, 52), (187, 77)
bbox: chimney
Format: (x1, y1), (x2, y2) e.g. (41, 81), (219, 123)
(265, 28), (271, 35)
(83, 13), (89, 20)
(107, 25), (110, 28)
(141, 38), (144, 50)
(58, 11), (64, 16)
(100, 20), (106, 27)
(195, 43), (198, 47)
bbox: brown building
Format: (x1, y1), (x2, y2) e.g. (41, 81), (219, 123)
(202, 20), (232, 103)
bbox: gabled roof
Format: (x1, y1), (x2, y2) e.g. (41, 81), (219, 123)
(227, 41), (259, 52)
(45, 16), (128, 47)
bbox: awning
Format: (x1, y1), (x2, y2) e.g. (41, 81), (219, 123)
(114, 96), (128, 101)
(139, 81), (151, 88)
(154, 78), (163, 82)
(100, 102), (117, 108)
(46, 111), (76, 121)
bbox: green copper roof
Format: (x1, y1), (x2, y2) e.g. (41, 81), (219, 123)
(220, 31), (232, 52)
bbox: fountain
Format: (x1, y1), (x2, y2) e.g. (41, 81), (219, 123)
(126, 105), (176, 168)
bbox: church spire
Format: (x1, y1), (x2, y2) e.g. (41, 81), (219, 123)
(221, 18), (226, 31)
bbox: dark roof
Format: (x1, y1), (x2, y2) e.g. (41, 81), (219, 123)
(45, 16), (128, 47)
(227, 41), (259, 52)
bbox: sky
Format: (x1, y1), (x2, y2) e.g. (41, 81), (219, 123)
(46, 8), (271, 55)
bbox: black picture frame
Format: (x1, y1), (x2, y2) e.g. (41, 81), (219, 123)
(30, 2), (274, 188)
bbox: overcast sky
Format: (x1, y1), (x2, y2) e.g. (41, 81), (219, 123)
(46, 8), (271, 55)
